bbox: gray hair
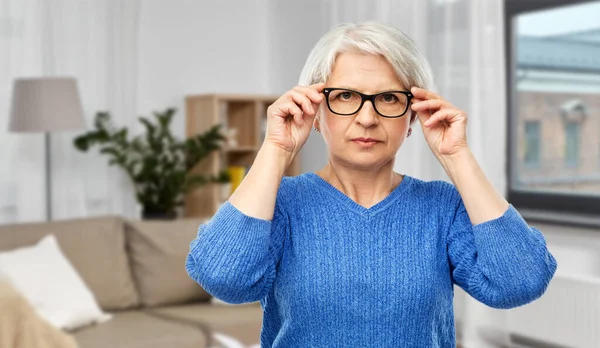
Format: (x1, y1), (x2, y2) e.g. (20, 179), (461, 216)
(298, 21), (436, 93)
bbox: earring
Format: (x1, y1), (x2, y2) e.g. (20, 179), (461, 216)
(407, 128), (412, 137)
(314, 127), (320, 133)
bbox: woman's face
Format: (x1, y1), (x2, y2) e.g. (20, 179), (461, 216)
(317, 52), (412, 171)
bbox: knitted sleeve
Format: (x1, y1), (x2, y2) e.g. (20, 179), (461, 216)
(446, 190), (558, 309)
(185, 195), (289, 304)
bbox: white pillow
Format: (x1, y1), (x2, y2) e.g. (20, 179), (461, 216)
(0, 234), (111, 330)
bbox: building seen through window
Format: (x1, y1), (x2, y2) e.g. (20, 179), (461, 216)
(514, 2), (600, 195)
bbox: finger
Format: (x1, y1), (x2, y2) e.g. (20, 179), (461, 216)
(274, 102), (304, 125)
(415, 107), (431, 127)
(311, 82), (325, 92)
(294, 85), (324, 105)
(301, 80), (326, 97)
(291, 89), (321, 127)
(410, 86), (441, 100)
(289, 89), (322, 127)
(289, 90), (318, 117)
(309, 82), (326, 93)
(410, 99), (450, 112)
(424, 109), (464, 128)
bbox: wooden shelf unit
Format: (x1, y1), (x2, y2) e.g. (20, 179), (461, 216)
(184, 94), (301, 218)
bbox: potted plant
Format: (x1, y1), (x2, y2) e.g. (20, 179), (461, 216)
(73, 108), (230, 220)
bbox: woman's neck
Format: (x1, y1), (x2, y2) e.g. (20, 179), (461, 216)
(316, 162), (403, 209)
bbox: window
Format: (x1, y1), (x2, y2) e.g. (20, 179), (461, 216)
(506, 0), (600, 219)
(524, 121), (541, 166)
(564, 121), (580, 167)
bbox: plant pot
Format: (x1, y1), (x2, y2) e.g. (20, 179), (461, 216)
(142, 210), (177, 220)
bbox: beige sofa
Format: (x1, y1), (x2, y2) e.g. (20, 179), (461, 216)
(0, 215), (263, 348)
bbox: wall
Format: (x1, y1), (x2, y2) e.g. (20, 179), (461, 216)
(137, 0), (270, 138)
(540, 222), (600, 274)
(137, 0), (339, 172)
(266, 0), (331, 173)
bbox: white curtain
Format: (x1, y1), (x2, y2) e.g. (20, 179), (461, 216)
(269, 0), (510, 346)
(0, 0), (46, 223)
(0, 0), (140, 223)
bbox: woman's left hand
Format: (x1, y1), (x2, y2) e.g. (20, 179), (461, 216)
(409, 87), (468, 157)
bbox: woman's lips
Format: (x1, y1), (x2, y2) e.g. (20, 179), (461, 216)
(351, 138), (381, 148)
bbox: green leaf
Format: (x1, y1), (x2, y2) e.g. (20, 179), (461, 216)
(72, 107), (226, 215)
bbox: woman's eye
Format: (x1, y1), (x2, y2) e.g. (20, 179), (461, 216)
(382, 94), (398, 102)
(341, 92), (352, 100)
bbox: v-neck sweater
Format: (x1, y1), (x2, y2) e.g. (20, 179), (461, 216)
(186, 172), (557, 347)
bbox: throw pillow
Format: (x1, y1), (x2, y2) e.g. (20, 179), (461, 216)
(125, 218), (212, 306)
(0, 234), (111, 330)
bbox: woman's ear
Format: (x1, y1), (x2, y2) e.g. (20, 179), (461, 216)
(313, 115), (321, 132)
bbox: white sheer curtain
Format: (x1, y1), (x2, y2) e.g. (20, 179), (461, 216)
(0, 0), (46, 224)
(0, 0), (140, 223)
(269, 0), (510, 346)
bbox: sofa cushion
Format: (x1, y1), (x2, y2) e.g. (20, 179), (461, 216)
(125, 218), (212, 307)
(71, 311), (208, 348)
(0, 235), (111, 330)
(148, 302), (263, 346)
(0, 216), (139, 311)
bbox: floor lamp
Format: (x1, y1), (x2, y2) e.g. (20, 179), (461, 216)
(8, 77), (85, 221)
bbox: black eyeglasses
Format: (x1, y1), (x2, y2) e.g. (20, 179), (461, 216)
(323, 88), (413, 118)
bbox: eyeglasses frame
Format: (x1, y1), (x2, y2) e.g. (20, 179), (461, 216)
(322, 87), (414, 118)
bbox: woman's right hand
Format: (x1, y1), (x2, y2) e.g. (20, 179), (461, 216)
(264, 83), (325, 157)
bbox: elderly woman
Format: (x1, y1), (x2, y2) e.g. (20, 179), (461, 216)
(186, 21), (557, 347)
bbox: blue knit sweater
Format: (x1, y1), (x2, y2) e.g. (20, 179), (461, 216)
(186, 172), (557, 347)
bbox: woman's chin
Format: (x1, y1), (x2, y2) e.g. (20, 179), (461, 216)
(337, 151), (392, 170)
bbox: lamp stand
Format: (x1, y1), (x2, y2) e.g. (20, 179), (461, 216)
(45, 132), (52, 221)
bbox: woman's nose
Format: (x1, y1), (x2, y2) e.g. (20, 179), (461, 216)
(355, 101), (379, 128)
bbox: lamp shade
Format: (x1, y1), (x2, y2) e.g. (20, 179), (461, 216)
(8, 77), (85, 132)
